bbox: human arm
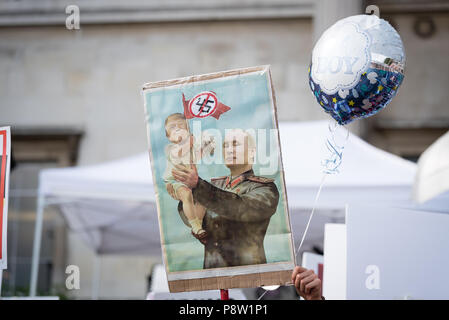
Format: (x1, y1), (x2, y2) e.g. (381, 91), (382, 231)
(171, 164), (279, 222)
(291, 266), (323, 300)
(192, 177), (279, 222)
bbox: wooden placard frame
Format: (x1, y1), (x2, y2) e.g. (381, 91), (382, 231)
(142, 66), (295, 292)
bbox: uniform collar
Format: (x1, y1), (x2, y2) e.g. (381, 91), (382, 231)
(225, 169), (254, 188)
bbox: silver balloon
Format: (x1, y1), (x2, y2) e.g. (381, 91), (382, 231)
(311, 14), (405, 95)
(309, 14), (406, 125)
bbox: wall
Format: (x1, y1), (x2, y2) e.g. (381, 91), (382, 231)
(0, 19), (320, 167)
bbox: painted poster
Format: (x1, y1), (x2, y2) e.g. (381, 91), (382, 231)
(142, 66), (295, 292)
(0, 126), (11, 270)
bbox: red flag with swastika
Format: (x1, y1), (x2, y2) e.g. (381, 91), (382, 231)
(182, 92), (230, 120)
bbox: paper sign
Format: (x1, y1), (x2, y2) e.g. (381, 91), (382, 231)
(142, 66), (295, 292)
(0, 126), (11, 270)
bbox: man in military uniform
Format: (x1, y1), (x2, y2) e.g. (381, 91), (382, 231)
(168, 129), (279, 269)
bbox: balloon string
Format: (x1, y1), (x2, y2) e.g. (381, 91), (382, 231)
(321, 122), (347, 174)
(259, 121), (348, 299)
(295, 174), (327, 255)
(258, 170), (327, 300)
(257, 290), (268, 300)
(273, 174), (327, 297)
(296, 121), (349, 256)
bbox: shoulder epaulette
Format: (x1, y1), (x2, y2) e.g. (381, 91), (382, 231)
(211, 176), (227, 181)
(247, 176), (274, 184)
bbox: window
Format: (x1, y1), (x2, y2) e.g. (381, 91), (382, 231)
(1, 128), (82, 296)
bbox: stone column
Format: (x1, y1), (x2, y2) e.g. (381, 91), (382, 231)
(313, 0), (364, 42)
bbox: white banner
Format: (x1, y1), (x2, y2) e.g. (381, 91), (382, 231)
(0, 126), (11, 270)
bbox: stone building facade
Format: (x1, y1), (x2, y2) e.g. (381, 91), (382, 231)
(0, 0), (447, 298)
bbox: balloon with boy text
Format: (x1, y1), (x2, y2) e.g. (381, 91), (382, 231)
(309, 14), (406, 125)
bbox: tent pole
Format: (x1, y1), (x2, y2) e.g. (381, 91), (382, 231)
(29, 193), (45, 297)
(91, 255), (101, 300)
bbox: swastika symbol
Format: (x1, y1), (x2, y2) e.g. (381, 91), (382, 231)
(189, 92), (218, 118)
(195, 97), (214, 114)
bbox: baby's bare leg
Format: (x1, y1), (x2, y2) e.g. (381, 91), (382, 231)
(176, 186), (195, 220)
(177, 186), (203, 234)
(194, 203), (206, 221)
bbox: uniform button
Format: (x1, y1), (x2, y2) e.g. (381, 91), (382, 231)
(214, 242), (218, 247)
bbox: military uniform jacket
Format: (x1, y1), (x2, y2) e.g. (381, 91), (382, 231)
(177, 169), (279, 269)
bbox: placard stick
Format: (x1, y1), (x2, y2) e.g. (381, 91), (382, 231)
(0, 269), (3, 296)
(220, 289), (229, 300)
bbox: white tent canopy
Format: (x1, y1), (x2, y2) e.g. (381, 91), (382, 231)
(280, 121), (416, 187)
(38, 153), (161, 254)
(40, 153), (155, 202)
(30, 120), (422, 296)
(280, 121), (416, 211)
(40, 120), (418, 209)
(413, 130), (449, 203)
